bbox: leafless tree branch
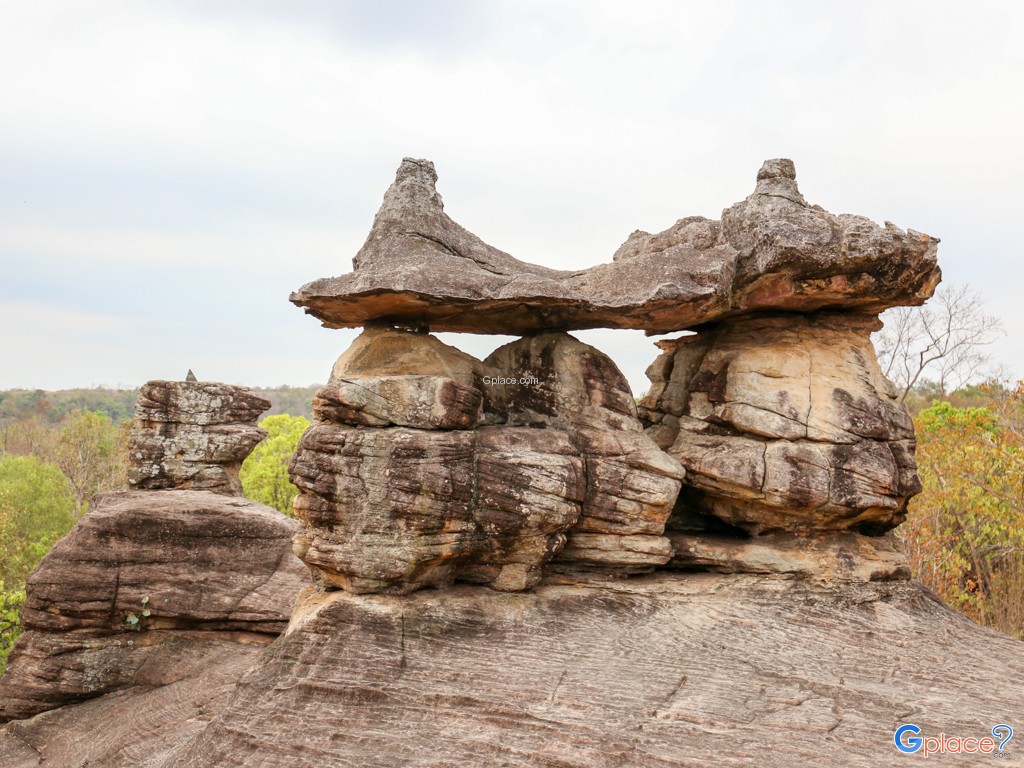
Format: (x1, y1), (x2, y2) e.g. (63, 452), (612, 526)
(873, 283), (1005, 401)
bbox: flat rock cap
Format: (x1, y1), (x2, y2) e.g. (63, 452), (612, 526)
(291, 159), (940, 335)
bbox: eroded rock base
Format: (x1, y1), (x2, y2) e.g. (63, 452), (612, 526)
(157, 575), (1023, 768)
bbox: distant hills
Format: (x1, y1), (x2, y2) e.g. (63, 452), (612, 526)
(0, 385), (320, 424)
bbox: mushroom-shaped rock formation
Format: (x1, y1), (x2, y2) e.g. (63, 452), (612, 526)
(291, 158), (940, 335)
(7, 161), (1024, 768)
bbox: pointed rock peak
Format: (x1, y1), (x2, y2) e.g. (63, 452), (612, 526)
(397, 157), (437, 185)
(753, 157), (805, 204)
(376, 157), (445, 221)
(185, 369), (198, 382)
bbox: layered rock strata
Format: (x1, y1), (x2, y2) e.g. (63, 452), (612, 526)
(483, 333), (683, 569)
(0, 491), (306, 723)
(155, 575), (1024, 768)
(127, 380), (271, 495)
(288, 157), (938, 587)
(291, 157), (940, 335)
(0, 381), (305, 723)
(640, 313), (920, 536)
(289, 327), (683, 594)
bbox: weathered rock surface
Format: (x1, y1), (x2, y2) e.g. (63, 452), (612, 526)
(313, 324), (489, 428)
(292, 328), (585, 594)
(720, 158), (940, 314)
(0, 490), (307, 722)
(485, 333), (684, 569)
(291, 424), (585, 593)
(667, 531), (911, 581)
(640, 313), (921, 535)
(291, 158), (940, 335)
(126, 575), (1023, 768)
(290, 329), (683, 593)
(0, 639), (266, 768)
(127, 380), (271, 495)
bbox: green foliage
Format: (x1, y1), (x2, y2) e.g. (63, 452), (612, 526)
(52, 409), (125, 515)
(0, 408), (125, 516)
(241, 414), (310, 516)
(125, 596), (151, 632)
(0, 454), (77, 673)
(915, 400), (998, 435)
(900, 385), (1024, 638)
(0, 582), (26, 677)
(903, 378), (1008, 416)
(0, 455), (77, 585)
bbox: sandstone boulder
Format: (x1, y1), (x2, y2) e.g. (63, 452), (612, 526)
(0, 490), (306, 722)
(289, 329), (683, 592)
(127, 380), (270, 495)
(291, 329), (588, 593)
(485, 333), (684, 568)
(290, 424), (585, 593)
(291, 158), (940, 335)
(640, 313), (921, 534)
(313, 325), (489, 428)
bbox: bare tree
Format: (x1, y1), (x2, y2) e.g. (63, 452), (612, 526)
(874, 283), (1004, 401)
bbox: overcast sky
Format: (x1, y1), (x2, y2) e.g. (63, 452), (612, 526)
(1, 0), (1021, 395)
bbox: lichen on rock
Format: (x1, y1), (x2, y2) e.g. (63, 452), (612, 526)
(126, 380), (271, 495)
(640, 313), (920, 535)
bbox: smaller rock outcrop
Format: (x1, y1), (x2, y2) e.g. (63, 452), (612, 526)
(127, 380), (270, 495)
(0, 492), (306, 723)
(0, 380), (304, 724)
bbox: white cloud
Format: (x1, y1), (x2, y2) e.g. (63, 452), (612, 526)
(0, 0), (1021, 390)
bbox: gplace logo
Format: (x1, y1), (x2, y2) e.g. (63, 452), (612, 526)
(894, 724), (1014, 757)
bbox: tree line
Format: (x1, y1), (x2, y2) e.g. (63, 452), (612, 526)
(0, 384), (320, 427)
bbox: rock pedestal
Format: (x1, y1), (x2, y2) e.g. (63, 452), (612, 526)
(484, 333), (683, 569)
(640, 313), (921, 535)
(289, 328), (683, 595)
